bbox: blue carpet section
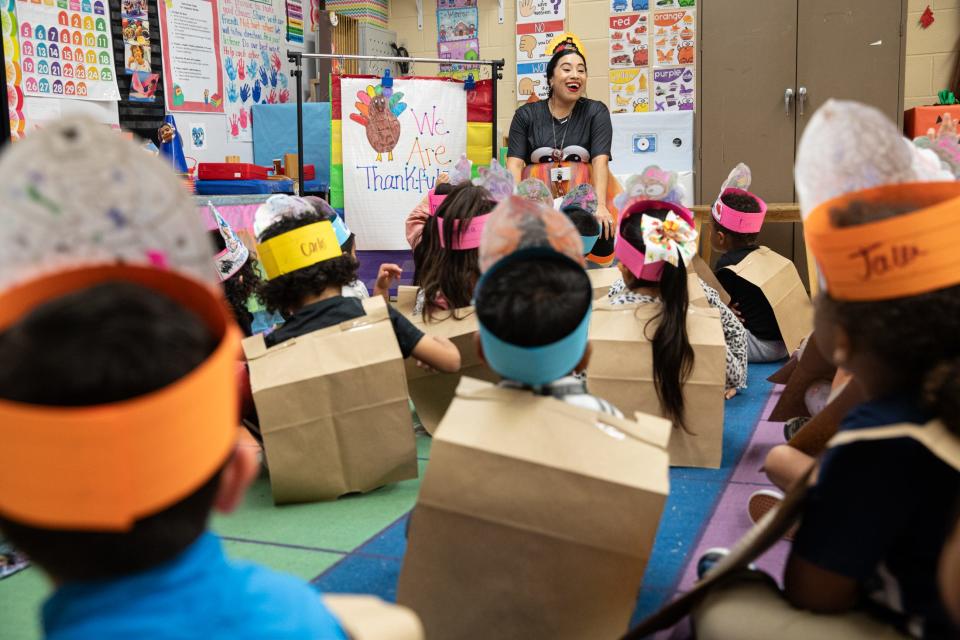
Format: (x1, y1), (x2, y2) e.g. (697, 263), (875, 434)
(313, 363), (780, 627)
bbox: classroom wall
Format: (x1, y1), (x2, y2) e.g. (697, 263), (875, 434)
(905, 0), (960, 109)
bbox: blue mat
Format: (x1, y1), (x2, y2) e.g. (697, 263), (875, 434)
(312, 363), (781, 626)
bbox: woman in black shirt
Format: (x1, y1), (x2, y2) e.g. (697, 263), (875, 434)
(506, 36), (618, 262)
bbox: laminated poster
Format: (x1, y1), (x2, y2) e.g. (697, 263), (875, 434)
(650, 0), (694, 8)
(285, 0), (303, 46)
(15, 0), (121, 100)
(437, 0), (476, 7)
(121, 4), (151, 74)
(609, 13), (647, 68)
(610, 0), (646, 13)
(437, 6), (477, 41)
(340, 76), (468, 249)
(516, 19), (563, 62)
(438, 37), (480, 80)
(516, 58), (547, 101)
(4, 0), (27, 137)
(158, 0), (224, 112)
(652, 8), (694, 67)
(219, 0), (288, 141)
(609, 67), (648, 115)
(517, 0), (564, 25)
(652, 66), (693, 112)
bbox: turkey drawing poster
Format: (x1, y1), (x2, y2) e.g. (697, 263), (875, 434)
(219, 0), (287, 141)
(341, 77), (467, 249)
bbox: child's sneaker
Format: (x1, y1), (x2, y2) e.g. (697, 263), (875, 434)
(747, 489), (798, 541)
(783, 416), (810, 441)
(697, 548), (760, 580)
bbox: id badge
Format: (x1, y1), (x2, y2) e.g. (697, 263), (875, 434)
(550, 166), (571, 182)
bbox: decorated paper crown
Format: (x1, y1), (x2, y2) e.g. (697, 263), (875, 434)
(209, 202), (250, 281)
(795, 99), (954, 221)
(911, 113), (960, 179)
(559, 183), (601, 255)
(614, 199), (697, 282)
(546, 32), (586, 60)
(516, 178), (555, 206)
(432, 159), (507, 251)
(479, 195), (586, 272)
(805, 181), (960, 302)
(614, 165), (686, 213)
(0, 118), (240, 531)
(252, 194), (316, 240)
(476, 248), (591, 386)
(711, 164), (768, 234)
(429, 154), (474, 216)
(303, 196), (353, 247)
(256, 220), (343, 279)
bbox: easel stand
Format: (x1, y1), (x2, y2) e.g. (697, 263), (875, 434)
(287, 51), (505, 197)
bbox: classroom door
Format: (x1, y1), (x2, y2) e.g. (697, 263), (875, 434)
(698, 0), (798, 260)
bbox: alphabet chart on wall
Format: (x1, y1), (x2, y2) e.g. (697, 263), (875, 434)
(15, 0), (120, 100)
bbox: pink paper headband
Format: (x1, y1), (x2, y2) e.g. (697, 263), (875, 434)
(712, 187), (767, 234)
(615, 199), (695, 281)
(437, 213), (492, 250)
(428, 191), (448, 216)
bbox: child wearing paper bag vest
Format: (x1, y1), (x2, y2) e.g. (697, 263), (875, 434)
(406, 170), (453, 250)
(397, 197), (672, 640)
(692, 183), (960, 639)
(254, 203), (460, 371)
(709, 164), (807, 362)
(606, 199), (748, 402)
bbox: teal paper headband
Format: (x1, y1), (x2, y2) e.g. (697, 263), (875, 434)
(580, 233), (600, 255)
(331, 214), (351, 246)
(476, 248), (591, 386)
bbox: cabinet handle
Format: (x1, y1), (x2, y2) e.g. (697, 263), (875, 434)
(784, 88), (794, 115)
(798, 86), (807, 117)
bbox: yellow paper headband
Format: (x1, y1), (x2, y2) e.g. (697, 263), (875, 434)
(805, 181), (960, 301)
(0, 265), (241, 531)
(256, 220), (343, 280)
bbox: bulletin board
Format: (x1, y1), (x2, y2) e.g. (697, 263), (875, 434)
(330, 74), (494, 249)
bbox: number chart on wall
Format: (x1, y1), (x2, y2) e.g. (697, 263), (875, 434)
(15, 0), (120, 100)
(608, 0), (695, 113)
(515, 0), (565, 102)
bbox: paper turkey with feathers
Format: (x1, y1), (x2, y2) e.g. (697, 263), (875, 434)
(351, 83), (408, 161)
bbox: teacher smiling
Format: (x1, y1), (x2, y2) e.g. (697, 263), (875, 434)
(506, 34), (622, 264)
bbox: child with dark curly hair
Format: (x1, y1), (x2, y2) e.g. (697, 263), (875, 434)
(256, 205), (460, 372)
(694, 183), (960, 640)
(208, 204), (261, 337)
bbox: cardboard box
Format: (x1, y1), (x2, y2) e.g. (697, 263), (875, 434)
(904, 105), (960, 138)
(587, 300), (727, 468)
(720, 246), (812, 353)
(402, 300), (498, 435)
(690, 254), (731, 306)
(242, 297), (418, 504)
(324, 595), (424, 640)
(397, 378), (670, 640)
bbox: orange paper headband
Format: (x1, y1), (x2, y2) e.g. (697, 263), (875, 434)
(0, 265), (241, 531)
(805, 181), (960, 301)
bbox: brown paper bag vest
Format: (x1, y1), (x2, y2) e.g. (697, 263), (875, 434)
(587, 299), (727, 468)
(397, 377), (671, 640)
(242, 296), (418, 504)
(691, 254), (731, 306)
(588, 266), (622, 300)
(721, 246), (812, 353)
(395, 286), (498, 434)
(768, 331), (836, 422)
(323, 595), (424, 640)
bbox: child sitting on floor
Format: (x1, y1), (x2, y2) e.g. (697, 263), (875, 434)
(256, 205), (460, 372)
(414, 182), (496, 319)
(208, 203), (262, 337)
(475, 195), (621, 416)
(693, 181), (960, 640)
(709, 164), (788, 363)
(608, 200), (748, 402)
(301, 196), (402, 302)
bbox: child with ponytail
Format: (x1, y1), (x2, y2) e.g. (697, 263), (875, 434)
(692, 183), (960, 639)
(608, 200), (748, 408)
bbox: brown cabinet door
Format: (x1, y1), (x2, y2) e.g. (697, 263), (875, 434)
(698, 0), (798, 205)
(796, 0), (905, 139)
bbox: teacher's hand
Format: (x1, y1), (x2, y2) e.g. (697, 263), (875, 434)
(596, 203), (615, 240)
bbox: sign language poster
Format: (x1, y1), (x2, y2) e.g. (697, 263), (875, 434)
(340, 77), (466, 249)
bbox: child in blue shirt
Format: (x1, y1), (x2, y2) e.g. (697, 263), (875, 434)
(0, 280), (350, 640)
